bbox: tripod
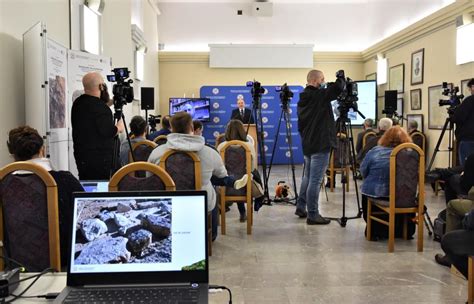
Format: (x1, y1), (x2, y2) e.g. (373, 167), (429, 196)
(111, 109), (135, 177)
(427, 114), (455, 171)
(266, 100), (298, 204)
(245, 88), (271, 204)
(327, 112), (363, 227)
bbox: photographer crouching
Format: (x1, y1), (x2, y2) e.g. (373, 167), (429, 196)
(294, 69), (345, 225)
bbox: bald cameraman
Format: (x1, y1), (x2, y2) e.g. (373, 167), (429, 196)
(452, 78), (474, 166)
(72, 72), (124, 180)
(295, 69), (345, 225)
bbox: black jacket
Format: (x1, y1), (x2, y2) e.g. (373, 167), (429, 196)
(71, 94), (117, 157)
(297, 80), (344, 155)
(231, 108), (254, 124)
(356, 128), (374, 154)
(461, 153), (474, 193)
(452, 94), (474, 141)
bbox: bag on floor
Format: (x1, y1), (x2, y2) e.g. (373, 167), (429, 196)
(433, 209), (446, 242)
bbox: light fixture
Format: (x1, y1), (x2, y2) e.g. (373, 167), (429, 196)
(376, 53), (387, 85)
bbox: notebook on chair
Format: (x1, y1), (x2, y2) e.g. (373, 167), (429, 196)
(54, 190), (209, 304)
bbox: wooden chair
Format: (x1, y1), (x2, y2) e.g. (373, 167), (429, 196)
(0, 162), (61, 272)
(328, 134), (350, 192)
(362, 131), (377, 149)
(219, 140), (253, 235)
(215, 133), (225, 148)
(128, 140), (157, 163)
(367, 143), (425, 252)
(410, 131), (426, 153)
(153, 135), (168, 146)
(469, 256), (473, 304)
(158, 150), (212, 255)
(109, 162), (175, 191)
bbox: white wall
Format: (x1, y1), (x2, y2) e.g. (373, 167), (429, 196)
(0, 0), (70, 166)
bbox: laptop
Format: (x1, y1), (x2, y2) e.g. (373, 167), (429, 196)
(79, 180), (109, 192)
(55, 190), (209, 304)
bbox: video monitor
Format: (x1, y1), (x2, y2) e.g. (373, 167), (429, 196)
(169, 98), (210, 122)
(330, 80), (377, 125)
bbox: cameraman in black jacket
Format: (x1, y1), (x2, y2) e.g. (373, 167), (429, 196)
(295, 69), (345, 225)
(452, 78), (474, 166)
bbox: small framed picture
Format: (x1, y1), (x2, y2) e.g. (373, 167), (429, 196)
(397, 98), (404, 125)
(428, 84), (451, 129)
(461, 79), (471, 99)
(389, 64), (405, 93)
(407, 114), (424, 133)
(366, 73), (377, 81)
(410, 88), (422, 110)
(411, 49), (424, 85)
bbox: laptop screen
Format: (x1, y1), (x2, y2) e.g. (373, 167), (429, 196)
(79, 180), (109, 192)
(68, 191), (208, 285)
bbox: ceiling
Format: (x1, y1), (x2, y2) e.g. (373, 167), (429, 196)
(155, 0), (456, 52)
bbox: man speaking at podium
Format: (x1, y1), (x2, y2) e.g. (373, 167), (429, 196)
(231, 97), (254, 124)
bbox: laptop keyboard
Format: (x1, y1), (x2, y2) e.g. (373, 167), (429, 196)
(64, 287), (200, 304)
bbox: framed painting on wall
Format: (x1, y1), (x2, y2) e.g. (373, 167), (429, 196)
(366, 73), (377, 80)
(389, 64), (405, 93)
(411, 49), (424, 85)
(410, 88), (422, 110)
(428, 84), (451, 129)
(397, 98), (404, 125)
(407, 114), (424, 133)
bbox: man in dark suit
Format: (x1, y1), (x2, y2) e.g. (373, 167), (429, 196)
(231, 97), (254, 124)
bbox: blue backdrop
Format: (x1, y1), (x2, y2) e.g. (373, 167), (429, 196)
(200, 85), (304, 165)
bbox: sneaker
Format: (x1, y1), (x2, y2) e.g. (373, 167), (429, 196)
(434, 254), (451, 267)
(307, 215), (331, 225)
(239, 213), (247, 222)
(294, 208), (307, 218)
(234, 174), (249, 189)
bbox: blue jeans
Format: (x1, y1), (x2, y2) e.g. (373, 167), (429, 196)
(458, 140), (474, 166)
(296, 152), (330, 220)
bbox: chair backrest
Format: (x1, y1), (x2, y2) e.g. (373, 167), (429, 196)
(219, 140), (252, 197)
(153, 135), (168, 146)
(109, 162), (176, 191)
(362, 131), (377, 149)
(330, 134), (350, 168)
(160, 150), (202, 190)
(128, 140), (157, 163)
(390, 143), (425, 208)
(215, 134), (225, 148)
(0, 162), (61, 272)
(410, 131), (426, 153)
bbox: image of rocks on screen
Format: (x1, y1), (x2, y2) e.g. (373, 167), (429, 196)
(49, 75), (66, 129)
(74, 198), (172, 265)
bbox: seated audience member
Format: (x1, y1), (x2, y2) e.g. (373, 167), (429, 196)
(147, 112), (247, 239)
(435, 209), (474, 277)
(408, 120), (420, 135)
(360, 126), (413, 239)
(193, 120), (204, 136)
(357, 117), (393, 164)
(435, 200), (474, 267)
(426, 154), (474, 204)
(6, 126), (84, 266)
(356, 118), (375, 154)
(148, 115), (171, 141)
(217, 120), (262, 221)
(120, 115), (148, 165)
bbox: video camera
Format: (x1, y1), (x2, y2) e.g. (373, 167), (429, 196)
(246, 81), (265, 101)
(107, 67), (134, 114)
(439, 82), (464, 114)
(276, 83), (294, 110)
(334, 70), (362, 119)
(148, 114), (161, 132)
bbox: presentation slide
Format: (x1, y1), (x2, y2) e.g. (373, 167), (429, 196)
(331, 80), (377, 125)
(70, 195), (206, 274)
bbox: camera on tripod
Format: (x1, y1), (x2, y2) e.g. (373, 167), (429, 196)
(335, 70), (360, 116)
(148, 114), (161, 132)
(275, 83), (293, 109)
(107, 67), (134, 112)
(246, 81), (265, 100)
(439, 82), (464, 113)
